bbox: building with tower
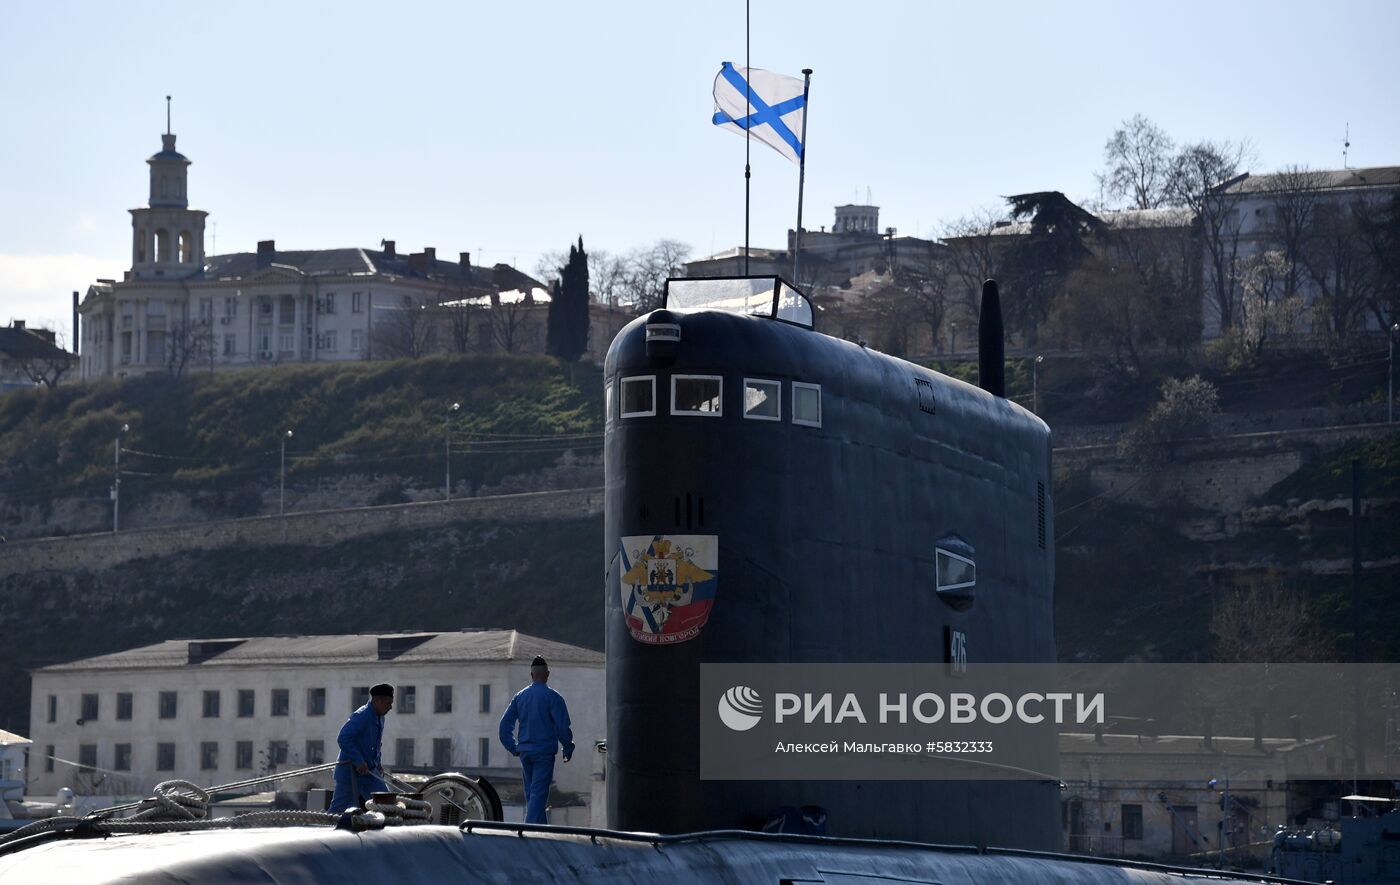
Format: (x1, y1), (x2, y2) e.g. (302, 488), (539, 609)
(77, 126), (629, 380)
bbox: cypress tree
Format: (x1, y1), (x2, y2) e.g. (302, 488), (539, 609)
(547, 236), (591, 361)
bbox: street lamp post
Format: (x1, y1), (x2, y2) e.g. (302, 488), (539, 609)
(279, 430), (293, 516)
(112, 423), (129, 532)
(445, 402), (460, 501)
(1033, 355), (1044, 414)
(1389, 323), (1398, 424)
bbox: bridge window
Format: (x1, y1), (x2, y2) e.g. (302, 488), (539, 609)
(743, 378), (781, 421)
(621, 375), (655, 418)
(672, 375), (722, 416)
(792, 382), (822, 427)
(935, 535), (976, 611)
(605, 381), (614, 423)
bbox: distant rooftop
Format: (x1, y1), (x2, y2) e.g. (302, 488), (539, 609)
(201, 248), (517, 287)
(1060, 732), (1336, 756)
(1214, 165), (1400, 195)
(38, 630), (602, 673)
(0, 729), (31, 746)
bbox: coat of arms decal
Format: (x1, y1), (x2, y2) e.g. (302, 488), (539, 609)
(618, 534), (717, 645)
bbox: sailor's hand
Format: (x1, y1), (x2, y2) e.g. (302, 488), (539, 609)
(354, 762), (368, 775)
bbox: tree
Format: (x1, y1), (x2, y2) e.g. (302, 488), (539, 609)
(13, 331), (75, 388)
(619, 239), (691, 312)
(1118, 375), (1219, 465)
(488, 290), (535, 353)
(999, 192), (1104, 345)
(1233, 250), (1302, 360)
(546, 237), (591, 361)
(940, 208), (1004, 351)
(165, 318), (212, 379)
(1355, 192), (1400, 331)
(1210, 580), (1331, 663)
(1262, 165), (1328, 301)
(370, 301), (435, 359)
(1303, 200), (1378, 344)
(1166, 140), (1252, 334)
(1098, 114), (1176, 210)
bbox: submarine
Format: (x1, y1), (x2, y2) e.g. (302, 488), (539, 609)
(0, 277), (1291, 883)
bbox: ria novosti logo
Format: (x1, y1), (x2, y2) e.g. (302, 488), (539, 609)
(718, 685), (763, 731)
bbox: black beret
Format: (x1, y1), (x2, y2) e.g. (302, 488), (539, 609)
(370, 683), (394, 697)
(531, 656), (548, 668)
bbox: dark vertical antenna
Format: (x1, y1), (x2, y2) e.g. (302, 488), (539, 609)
(1352, 458), (1364, 798)
(166, 95), (172, 134)
(744, 0), (751, 275)
(1343, 122), (1351, 169)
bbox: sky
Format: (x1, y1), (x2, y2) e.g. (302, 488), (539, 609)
(2, 0), (1398, 346)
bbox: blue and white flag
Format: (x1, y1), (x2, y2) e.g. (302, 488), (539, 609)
(712, 62), (806, 164)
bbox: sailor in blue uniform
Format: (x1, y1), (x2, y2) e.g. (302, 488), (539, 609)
(499, 655), (574, 824)
(329, 683), (394, 813)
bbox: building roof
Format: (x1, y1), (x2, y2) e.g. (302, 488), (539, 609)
(201, 248), (506, 288)
(0, 729), (31, 746)
(37, 630), (602, 673)
(1060, 732), (1336, 756)
(0, 325), (72, 360)
(1214, 165), (1400, 196)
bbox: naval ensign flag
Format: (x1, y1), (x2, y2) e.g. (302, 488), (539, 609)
(711, 61), (807, 164)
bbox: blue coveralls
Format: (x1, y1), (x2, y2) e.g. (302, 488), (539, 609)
(329, 703), (389, 813)
(498, 682), (574, 824)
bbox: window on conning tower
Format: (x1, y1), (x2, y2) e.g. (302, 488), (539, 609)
(672, 375), (722, 416)
(621, 375), (655, 418)
(743, 379), (781, 420)
(792, 382), (822, 427)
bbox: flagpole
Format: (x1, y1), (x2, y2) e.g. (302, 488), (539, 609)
(793, 69), (812, 288)
(744, 0), (751, 275)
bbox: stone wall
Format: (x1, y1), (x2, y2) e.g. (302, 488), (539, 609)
(0, 487), (604, 580)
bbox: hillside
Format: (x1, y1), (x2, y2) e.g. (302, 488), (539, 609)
(0, 355), (603, 538)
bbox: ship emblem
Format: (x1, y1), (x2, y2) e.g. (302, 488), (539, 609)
(619, 534), (717, 645)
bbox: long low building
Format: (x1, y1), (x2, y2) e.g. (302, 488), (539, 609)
(27, 630), (604, 805)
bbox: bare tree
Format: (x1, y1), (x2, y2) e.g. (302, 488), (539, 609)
(1302, 201), (1378, 344)
(1233, 250), (1302, 359)
(14, 332), (75, 388)
(488, 291), (537, 353)
(370, 302), (436, 359)
(165, 318), (212, 379)
(1167, 139), (1253, 334)
(1354, 192), (1400, 331)
(620, 239), (692, 312)
(939, 208), (1004, 346)
(1210, 580), (1331, 663)
(589, 250), (629, 306)
(1098, 114), (1176, 210)
(1263, 166), (1328, 300)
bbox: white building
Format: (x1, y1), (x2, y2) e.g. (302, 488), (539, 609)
(27, 631), (604, 809)
(1201, 165), (1399, 340)
(0, 729), (31, 801)
(76, 129), (551, 380)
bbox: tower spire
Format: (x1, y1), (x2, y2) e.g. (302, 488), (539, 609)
(166, 95), (172, 135)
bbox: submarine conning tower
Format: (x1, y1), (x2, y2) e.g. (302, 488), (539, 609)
(602, 276), (1057, 848)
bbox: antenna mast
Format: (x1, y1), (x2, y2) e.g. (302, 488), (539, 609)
(166, 95), (172, 135)
(1343, 123), (1351, 168)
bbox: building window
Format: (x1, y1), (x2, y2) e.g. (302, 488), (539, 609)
(200, 742), (218, 770)
(307, 688), (326, 717)
(223, 297), (237, 318)
(306, 740), (324, 765)
(621, 375), (656, 418)
(116, 692), (133, 721)
(199, 298), (212, 320)
(434, 685), (453, 714)
(268, 741), (289, 768)
(396, 739), (415, 767)
(47, 695), (56, 723)
(320, 330), (337, 351)
(351, 329), (364, 352)
(399, 686), (416, 715)
(743, 378), (781, 421)
(203, 690), (220, 718)
(271, 689), (289, 717)
(157, 743), (176, 771)
(479, 684), (491, 714)
(259, 300), (273, 318)
(352, 292), (363, 313)
(81, 694), (99, 721)
(237, 689), (255, 718)
(114, 743), (132, 772)
(792, 382), (822, 427)
(235, 741), (253, 770)
(158, 691), (178, 719)
(351, 686), (370, 710)
(432, 738), (452, 768)
(223, 334), (235, 357)
(672, 375), (723, 416)
(479, 737), (490, 768)
(44, 745), (54, 773)
(1122, 804), (1143, 840)
(279, 332), (295, 352)
(279, 294), (295, 325)
(322, 293), (336, 314)
(258, 332), (272, 354)
(79, 744), (97, 772)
